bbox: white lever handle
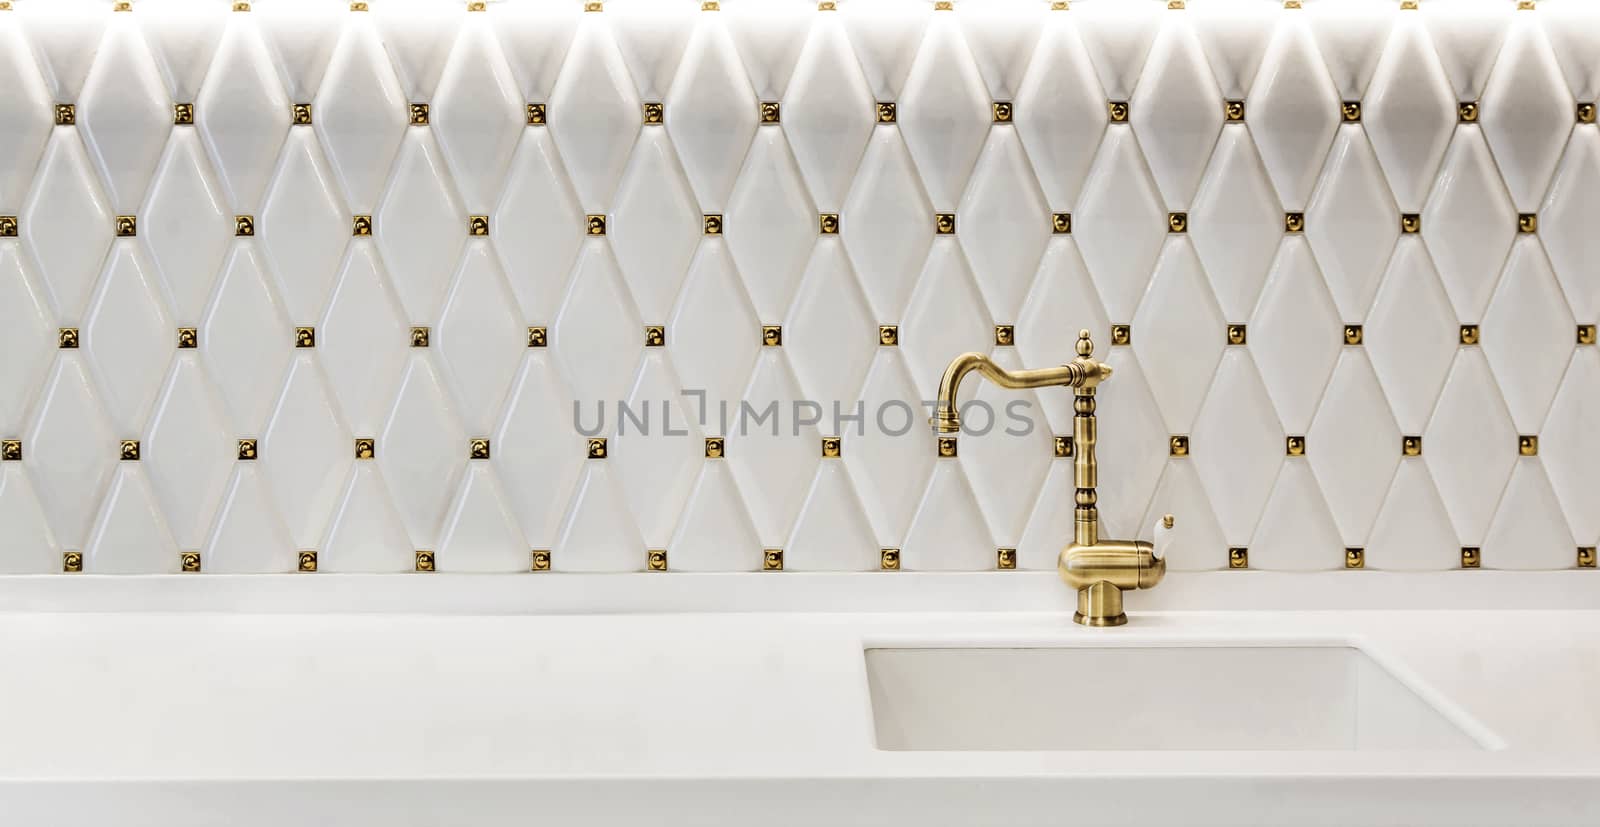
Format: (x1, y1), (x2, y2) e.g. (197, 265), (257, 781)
(1152, 514), (1175, 560)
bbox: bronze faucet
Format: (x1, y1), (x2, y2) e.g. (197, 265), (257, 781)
(934, 329), (1171, 626)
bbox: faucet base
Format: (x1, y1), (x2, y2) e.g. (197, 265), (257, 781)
(1073, 612), (1128, 627)
(1073, 580), (1127, 627)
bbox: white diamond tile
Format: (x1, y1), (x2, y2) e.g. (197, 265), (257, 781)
(1092, 349), (1167, 540)
(1248, 16), (1340, 211)
(313, 16), (409, 213)
(374, 130), (466, 323)
(957, 128), (1049, 323)
(0, 243), (54, 433)
(609, 0), (692, 101)
(787, 459), (878, 572)
(1074, 0), (1160, 100)
(554, 462), (644, 572)
(1543, 2), (1600, 100)
(436, 242), (525, 435)
(785, 238), (875, 412)
(84, 465), (178, 574)
(201, 243), (291, 434)
(494, 351), (583, 549)
(1129, 14), (1224, 209)
(1422, 128), (1517, 321)
(1481, 238), (1576, 432)
(0, 24), (52, 213)
(728, 350), (819, 547)
(1366, 457), (1458, 570)
(783, 12), (875, 210)
(1137, 459), (1226, 572)
(255, 0), (340, 103)
(22, 130), (114, 322)
(1251, 461), (1342, 571)
(958, 0), (1040, 100)
(839, 126), (933, 321)
(76, 17), (170, 213)
(1307, 349), (1401, 547)
(727, 0), (807, 101)
(1017, 462), (1071, 571)
(665, 17), (757, 212)
(1250, 237), (1341, 433)
(609, 128), (701, 323)
(1015, 238), (1110, 435)
(1076, 126), (1166, 322)
(1191, 348), (1283, 545)
(1191, 2), (1272, 100)
(0, 465), (59, 573)
(1307, 1), (1391, 101)
(1363, 14), (1455, 212)
(611, 351), (701, 548)
(1480, 13), (1573, 211)
(437, 464), (528, 573)
(259, 129), (348, 325)
(203, 464), (294, 574)
(379, 354), (465, 552)
(1307, 126), (1399, 321)
(372, 1), (458, 102)
(900, 240), (993, 403)
(82, 243), (171, 435)
(194, 16), (291, 213)
(144, 355), (231, 550)
(726, 125), (817, 322)
(897, 12), (990, 208)
(1012, 14), (1105, 211)
(903, 458), (993, 572)
(261, 354), (351, 550)
(318, 241), (408, 436)
(1421, 1), (1509, 100)
(431, 18), (523, 214)
(1365, 237), (1457, 434)
(492, 129), (584, 323)
(1540, 127), (1600, 321)
(1132, 238), (1226, 434)
(15, 1), (105, 101)
(23, 356), (116, 550)
(840, 0), (927, 101)
(548, 16), (640, 213)
(1190, 128), (1281, 320)
(321, 461), (412, 572)
(1425, 349), (1517, 545)
(141, 130), (230, 324)
(959, 349), (1054, 546)
(494, 1), (577, 103)
(845, 348), (936, 548)
(1483, 459), (1574, 570)
(552, 240), (643, 406)
(1542, 349), (1600, 544)
(670, 458), (760, 572)
(668, 240), (761, 430)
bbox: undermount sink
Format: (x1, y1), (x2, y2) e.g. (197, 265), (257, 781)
(865, 644), (1491, 751)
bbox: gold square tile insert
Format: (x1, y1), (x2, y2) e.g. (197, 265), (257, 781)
(587, 438), (608, 459)
(1345, 548), (1365, 569)
(703, 214), (722, 235)
(1286, 435), (1305, 456)
(937, 436), (958, 458)
(1401, 213), (1421, 234)
(1228, 548), (1249, 569)
(1224, 99), (1244, 121)
(177, 327), (197, 349)
(1052, 212), (1071, 234)
(1579, 547), (1597, 568)
(1169, 435), (1189, 457)
(1460, 324), (1479, 345)
(237, 439), (257, 461)
(878, 325), (898, 346)
(1460, 547), (1480, 569)
(1285, 212), (1304, 233)
(415, 550), (436, 572)
(1226, 324), (1246, 345)
(1, 439), (20, 461)
(292, 103), (312, 125)
(1458, 101), (1478, 123)
(295, 326), (315, 348)
(821, 436), (841, 458)
(59, 328), (79, 349)
(528, 326), (548, 347)
(120, 440), (140, 461)
(992, 101), (1012, 123)
(531, 549), (552, 571)
(352, 214), (372, 236)
(704, 437), (724, 458)
(298, 550), (318, 572)
(1341, 100), (1361, 122)
(760, 101), (780, 123)
(1168, 212), (1188, 233)
(586, 214), (606, 235)
(411, 326), (430, 347)
(527, 103), (547, 125)
(1402, 435), (1422, 456)
(819, 213), (839, 234)
(470, 438), (491, 460)
(645, 325), (665, 347)
(355, 438), (375, 460)
(0, 215), (16, 237)
(994, 324), (1015, 346)
(1518, 213), (1538, 234)
(876, 101), (896, 123)
(647, 549), (668, 571)
(1108, 101), (1129, 122)
(235, 215), (255, 236)
(935, 213), (956, 235)
(880, 548), (901, 570)
(55, 103), (75, 126)
(643, 102), (664, 124)
(62, 551), (83, 573)
(1519, 435), (1539, 456)
(409, 102), (429, 125)
(1111, 324), (1132, 346)
(1054, 436), (1073, 458)
(762, 325), (782, 346)
(997, 548), (1017, 570)
(1579, 102), (1596, 124)
(1344, 324), (1363, 346)
(469, 215), (489, 236)
(180, 551), (202, 573)
(173, 102), (194, 125)
(1580, 324), (1597, 345)
(116, 215), (137, 237)
(763, 549), (783, 571)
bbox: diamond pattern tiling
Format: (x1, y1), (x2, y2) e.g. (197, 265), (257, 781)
(1542, 127), (1600, 321)
(1129, 14), (1224, 209)
(1248, 14), (1339, 211)
(608, 128), (701, 324)
(431, 17), (525, 214)
(3, 1), (1597, 576)
(896, 12), (989, 209)
(1481, 237), (1576, 432)
(957, 128), (1050, 323)
(1426, 349), (1518, 545)
(142, 131), (230, 324)
(1479, 13), (1572, 211)
(665, 16), (757, 213)
(1422, 127), (1516, 322)
(1012, 13), (1105, 212)
(492, 129), (586, 322)
(1132, 238), (1227, 434)
(194, 15), (291, 214)
(1542, 349), (1600, 545)
(1190, 127), (1281, 321)
(1250, 238), (1341, 433)
(1365, 237), (1458, 434)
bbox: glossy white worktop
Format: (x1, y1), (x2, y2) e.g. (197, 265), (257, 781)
(0, 571), (1596, 826)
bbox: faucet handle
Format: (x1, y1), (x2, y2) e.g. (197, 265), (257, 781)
(1152, 514), (1175, 560)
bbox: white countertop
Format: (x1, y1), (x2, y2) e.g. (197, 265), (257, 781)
(1, 572), (1597, 826)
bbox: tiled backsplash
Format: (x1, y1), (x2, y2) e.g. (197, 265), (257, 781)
(1, 0), (1598, 575)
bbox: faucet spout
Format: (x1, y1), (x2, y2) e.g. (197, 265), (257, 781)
(931, 330), (1112, 434)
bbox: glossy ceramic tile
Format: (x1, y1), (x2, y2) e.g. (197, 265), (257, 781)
(1, 0), (1595, 575)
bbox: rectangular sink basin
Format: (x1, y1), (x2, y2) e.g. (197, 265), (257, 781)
(865, 645), (1488, 751)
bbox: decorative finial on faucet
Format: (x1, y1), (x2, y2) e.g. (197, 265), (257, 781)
(1076, 328), (1093, 357)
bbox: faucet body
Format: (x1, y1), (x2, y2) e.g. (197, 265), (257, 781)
(934, 330), (1168, 627)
